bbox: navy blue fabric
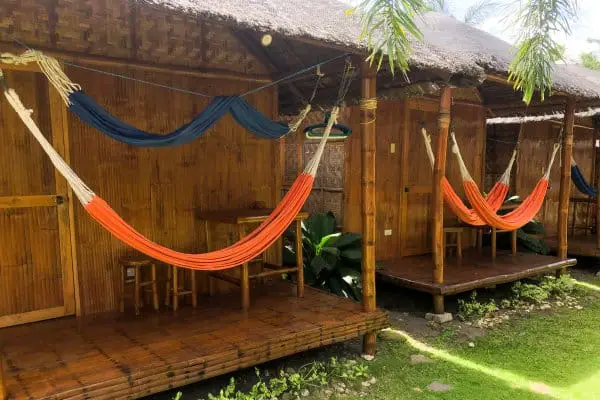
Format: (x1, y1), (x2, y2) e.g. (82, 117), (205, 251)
(68, 91), (289, 147)
(571, 164), (597, 198)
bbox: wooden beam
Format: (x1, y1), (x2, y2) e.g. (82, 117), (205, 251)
(0, 195), (61, 208)
(0, 351), (6, 400)
(231, 30), (307, 102)
(48, 79), (81, 317)
(557, 97), (576, 263)
(0, 42), (271, 84)
(485, 73), (569, 97)
(431, 87), (452, 313)
(360, 61), (377, 356)
(0, 306), (65, 329)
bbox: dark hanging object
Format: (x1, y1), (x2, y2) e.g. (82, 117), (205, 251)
(304, 111), (352, 140)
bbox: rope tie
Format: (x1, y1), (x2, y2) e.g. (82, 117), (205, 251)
(359, 98), (377, 125)
(304, 107), (339, 177)
(287, 104), (311, 134)
(544, 143), (561, 179)
(1, 50), (80, 105)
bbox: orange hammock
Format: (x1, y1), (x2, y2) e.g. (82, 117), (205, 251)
(450, 132), (560, 231)
(3, 84), (338, 271)
(421, 128), (512, 226)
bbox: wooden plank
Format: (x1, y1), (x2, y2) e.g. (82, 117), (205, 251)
(431, 87), (452, 313)
(377, 251), (577, 295)
(0, 42), (272, 84)
(48, 79), (79, 317)
(399, 100), (410, 256)
(360, 61), (377, 355)
(0, 62), (40, 73)
(0, 283), (387, 400)
(0, 195), (59, 208)
(0, 306), (65, 328)
(558, 97), (576, 261)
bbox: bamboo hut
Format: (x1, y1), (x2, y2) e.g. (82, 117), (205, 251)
(0, 1), (399, 398)
(343, 13), (600, 314)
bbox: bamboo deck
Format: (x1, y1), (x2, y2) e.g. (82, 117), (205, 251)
(0, 282), (387, 400)
(546, 235), (600, 258)
(377, 250), (577, 295)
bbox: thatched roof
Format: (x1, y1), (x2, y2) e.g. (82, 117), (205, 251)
(418, 12), (600, 100)
(140, 0), (485, 82)
(142, 1), (600, 101)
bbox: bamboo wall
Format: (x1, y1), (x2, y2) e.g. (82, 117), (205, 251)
(0, 66), (279, 316)
(343, 98), (486, 260)
(486, 121), (596, 236)
(0, 71), (63, 319)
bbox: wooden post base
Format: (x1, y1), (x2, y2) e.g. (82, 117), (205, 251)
(433, 294), (445, 314)
(556, 268), (567, 277)
(0, 355), (6, 400)
(362, 331), (377, 356)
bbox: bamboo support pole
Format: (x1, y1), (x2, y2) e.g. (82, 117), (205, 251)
(0, 353), (6, 400)
(239, 224), (250, 310)
(432, 87), (452, 314)
(295, 219), (305, 297)
(558, 97), (576, 270)
(511, 230), (517, 256)
(360, 61), (377, 355)
(595, 118), (600, 250)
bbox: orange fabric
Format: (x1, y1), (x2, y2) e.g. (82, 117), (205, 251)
(463, 178), (549, 231)
(84, 173), (314, 270)
(442, 178), (509, 226)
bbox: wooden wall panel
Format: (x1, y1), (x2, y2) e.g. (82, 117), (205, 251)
(0, 72), (64, 317)
(65, 66), (279, 315)
(504, 122), (596, 236)
(343, 97), (486, 260)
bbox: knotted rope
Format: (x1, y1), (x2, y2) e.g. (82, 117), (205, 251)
(359, 98), (377, 125)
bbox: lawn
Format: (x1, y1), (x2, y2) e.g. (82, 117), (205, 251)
(354, 279), (600, 400)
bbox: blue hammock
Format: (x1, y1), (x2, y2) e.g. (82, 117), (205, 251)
(68, 91), (289, 147)
(571, 161), (597, 198)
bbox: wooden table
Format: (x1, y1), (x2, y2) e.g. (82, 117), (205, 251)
(197, 208), (308, 310)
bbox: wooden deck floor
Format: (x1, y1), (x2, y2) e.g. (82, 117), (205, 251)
(546, 235), (600, 258)
(377, 250), (577, 295)
(0, 282), (387, 400)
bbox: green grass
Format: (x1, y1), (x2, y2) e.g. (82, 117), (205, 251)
(352, 281), (600, 400)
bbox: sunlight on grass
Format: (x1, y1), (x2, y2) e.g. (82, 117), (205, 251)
(573, 280), (600, 292)
(382, 328), (560, 398)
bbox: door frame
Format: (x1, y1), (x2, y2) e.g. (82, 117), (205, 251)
(0, 62), (80, 328)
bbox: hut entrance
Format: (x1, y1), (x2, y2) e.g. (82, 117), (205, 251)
(0, 69), (77, 327)
(399, 101), (439, 256)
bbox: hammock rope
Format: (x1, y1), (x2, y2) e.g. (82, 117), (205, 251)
(0, 68), (345, 270)
(570, 157), (597, 198)
(450, 131), (560, 230)
(1, 50), (313, 146)
(421, 127), (511, 226)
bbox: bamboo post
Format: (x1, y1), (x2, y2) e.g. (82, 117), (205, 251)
(0, 354), (6, 400)
(431, 87), (452, 314)
(491, 227), (497, 259)
(557, 97), (576, 270)
(239, 224), (250, 310)
(295, 219), (304, 298)
(360, 61), (377, 355)
(511, 230), (517, 256)
(595, 117), (600, 249)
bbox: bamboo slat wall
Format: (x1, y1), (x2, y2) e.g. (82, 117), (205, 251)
(343, 97), (486, 260)
(0, 71), (65, 318)
(0, 0), (269, 76)
(487, 121), (595, 236)
(0, 66), (279, 316)
(65, 67), (279, 315)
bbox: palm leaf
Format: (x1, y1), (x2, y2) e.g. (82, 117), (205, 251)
(463, 0), (498, 25)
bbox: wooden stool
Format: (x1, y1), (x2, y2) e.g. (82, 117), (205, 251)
(443, 227), (464, 259)
(165, 266), (197, 311)
(491, 227), (517, 258)
(119, 256), (159, 315)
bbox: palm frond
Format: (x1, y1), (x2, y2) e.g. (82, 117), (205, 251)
(463, 0), (499, 25)
(427, 0), (451, 14)
(349, 0), (428, 77)
(508, 0), (579, 104)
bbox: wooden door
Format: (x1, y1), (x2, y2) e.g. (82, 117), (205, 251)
(399, 100), (438, 256)
(0, 68), (78, 327)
